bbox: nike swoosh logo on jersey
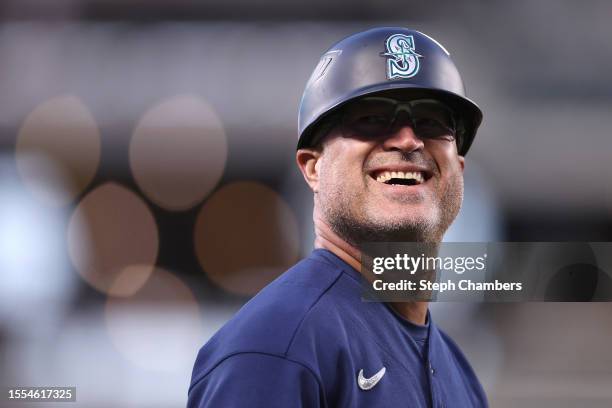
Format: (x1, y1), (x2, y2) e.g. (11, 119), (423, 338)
(357, 366), (386, 390)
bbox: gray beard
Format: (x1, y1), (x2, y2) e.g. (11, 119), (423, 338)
(314, 151), (463, 248)
(321, 200), (441, 247)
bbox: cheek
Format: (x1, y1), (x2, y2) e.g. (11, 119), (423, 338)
(323, 146), (367, 183)
(429, 143), (462, 177)
(425, 139), (460, 161)
(318, 155), (346, 194)
(446, 158), (464, 179)
(442, 162), (464, 190)
(434, 155), (464, 197)
(317, 137), (374, 197)
(317, 157), (368, 212)
(443, 165), (465, 210)
(323, 161), (365, 194)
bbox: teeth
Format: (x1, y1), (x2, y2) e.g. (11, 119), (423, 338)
(375, 171), (425, 184)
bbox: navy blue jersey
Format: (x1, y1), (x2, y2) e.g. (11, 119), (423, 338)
(188, 249), (488, 407)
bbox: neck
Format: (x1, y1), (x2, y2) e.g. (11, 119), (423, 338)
(313, 210), (429, 325)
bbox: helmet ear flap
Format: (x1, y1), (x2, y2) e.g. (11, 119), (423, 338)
(297, 27), (483, 156)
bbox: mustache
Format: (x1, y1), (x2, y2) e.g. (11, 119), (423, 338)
(365, 151), (437, 174)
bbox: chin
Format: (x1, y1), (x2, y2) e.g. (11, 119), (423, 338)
(366, 213), (440, 242)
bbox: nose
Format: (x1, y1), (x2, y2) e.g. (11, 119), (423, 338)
(381, 124), (424, 153)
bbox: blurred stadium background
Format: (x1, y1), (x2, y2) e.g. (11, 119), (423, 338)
(1, 1), (611, 407)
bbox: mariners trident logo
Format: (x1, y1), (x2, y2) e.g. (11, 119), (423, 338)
(382, 34), (422, 79)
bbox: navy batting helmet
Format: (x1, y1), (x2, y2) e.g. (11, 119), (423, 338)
(297, 27), (483, 155)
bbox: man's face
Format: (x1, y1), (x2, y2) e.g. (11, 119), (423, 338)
(306, 98), (465, 244)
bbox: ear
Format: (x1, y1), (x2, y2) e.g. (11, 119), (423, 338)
(458, 155), (465, 173)
(296, 148), (322, 193)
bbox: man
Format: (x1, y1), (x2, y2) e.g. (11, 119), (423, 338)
(188, 27), (487, 407)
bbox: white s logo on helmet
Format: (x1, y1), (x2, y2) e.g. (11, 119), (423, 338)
(382, 34), (422, 79)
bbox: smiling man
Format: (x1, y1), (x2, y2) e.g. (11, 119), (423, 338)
(188, 27), (487, 407)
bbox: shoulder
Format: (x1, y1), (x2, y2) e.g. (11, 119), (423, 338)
(187, 352), (325, 408)
(189, 252), (351, 391)
(430, 323), (489, 406)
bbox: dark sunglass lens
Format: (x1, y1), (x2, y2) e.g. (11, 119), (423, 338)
(413, 118), (455, 138)
(342, 99), (395, 137)
(410, 102), (456, 137)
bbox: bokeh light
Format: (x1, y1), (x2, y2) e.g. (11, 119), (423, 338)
(104, 267), (204, 373)
(194, 181), (300, 296)
(16, 95), (101, 206)
(67, 182), (158, 296)
(129, 94), (227, 211)
(0, 155), (75, 334)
